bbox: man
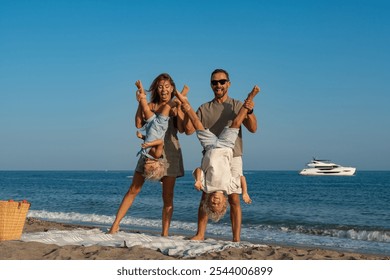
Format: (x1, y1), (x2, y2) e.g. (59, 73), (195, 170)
(184, 69), (257, 242)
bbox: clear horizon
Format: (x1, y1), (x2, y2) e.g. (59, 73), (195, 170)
(1, 0), (389, 171)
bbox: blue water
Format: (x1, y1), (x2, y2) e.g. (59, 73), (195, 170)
(1, 171), (389, 256)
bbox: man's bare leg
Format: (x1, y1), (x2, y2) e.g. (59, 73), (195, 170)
(191, 192), (208, 240)
(228, 193), (242, 242)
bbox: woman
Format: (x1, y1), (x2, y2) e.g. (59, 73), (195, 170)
(109, 73), (185, 236)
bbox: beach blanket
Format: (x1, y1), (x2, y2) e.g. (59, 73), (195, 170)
(21, 229), (261, 258)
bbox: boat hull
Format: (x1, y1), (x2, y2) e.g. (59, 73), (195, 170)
(299, 167), (356, 176)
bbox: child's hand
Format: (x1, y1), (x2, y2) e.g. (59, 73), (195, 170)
(242, 193), (252, 204)
(141, 142), (152, 148)
(194, 180), (202, 191)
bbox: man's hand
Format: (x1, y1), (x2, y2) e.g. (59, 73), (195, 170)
(244, 99), (254, 111)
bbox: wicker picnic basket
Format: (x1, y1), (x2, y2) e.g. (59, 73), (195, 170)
(0, 200), (30, 241)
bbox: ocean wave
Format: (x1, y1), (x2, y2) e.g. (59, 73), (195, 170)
(28, 210), (115, 225)
(28, 210), (237, 239)
(330, 228), (390, 242)
(287, 225), (390, 243)
(28, 210), (390, 245)
(27, 210), (199, 233)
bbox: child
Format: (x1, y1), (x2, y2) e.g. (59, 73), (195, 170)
(193, 169), (251, 221)
(176, 85), (259, 221)
(135, 80), (188, 180)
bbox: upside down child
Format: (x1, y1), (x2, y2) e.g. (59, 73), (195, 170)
(175, 85), (259, 221)
(135, 80), (188, 180)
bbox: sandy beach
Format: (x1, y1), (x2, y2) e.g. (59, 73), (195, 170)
(0, 218), (388, 260)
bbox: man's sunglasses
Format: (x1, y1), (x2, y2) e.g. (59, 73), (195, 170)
(211, 79), (229, 86)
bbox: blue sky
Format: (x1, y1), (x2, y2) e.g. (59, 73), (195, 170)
(1, 0), (389, 170)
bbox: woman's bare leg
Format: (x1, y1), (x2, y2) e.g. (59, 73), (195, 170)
(161, 176), (176, 236)
(108, 171), (145, 234)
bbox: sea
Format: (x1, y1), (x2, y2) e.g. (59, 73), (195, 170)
(1, 170), (389, 256)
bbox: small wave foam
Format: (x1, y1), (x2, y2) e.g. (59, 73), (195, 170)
(27, 210), (200, 233)
(286, 225), (390, 243)
(28, 210), (115, 225)
(333, 229), (390, 243)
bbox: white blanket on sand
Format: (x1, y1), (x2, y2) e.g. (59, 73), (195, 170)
(21, 229), (261, 258)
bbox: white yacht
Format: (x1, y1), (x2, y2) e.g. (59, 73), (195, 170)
(299, 158), (356, 176)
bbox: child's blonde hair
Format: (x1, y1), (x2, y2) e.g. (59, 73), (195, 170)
(143, 158), (166, 181)
(202, 193), (228, 222)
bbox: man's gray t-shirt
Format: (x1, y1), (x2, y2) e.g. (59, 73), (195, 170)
(196, 96), (243, 157)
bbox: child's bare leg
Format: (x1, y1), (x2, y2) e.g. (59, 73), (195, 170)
(158, 103), (174, 118)
(247, 85), (260, 101)
(175, 90), (205, 131)
(178, 85), (189, 98)
(241, 176), (252, 204)
(135, 80), (154, 120)
(171, 85), (190, 106)
(231, 85), (260, 128)
(158, 85), (190, 117)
